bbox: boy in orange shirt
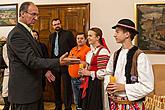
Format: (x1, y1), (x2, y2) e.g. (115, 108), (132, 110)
(68, 32), (90, 110)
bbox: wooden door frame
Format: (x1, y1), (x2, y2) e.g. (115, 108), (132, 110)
(37, 3), (90, 34)
(34, 3), (90, 101)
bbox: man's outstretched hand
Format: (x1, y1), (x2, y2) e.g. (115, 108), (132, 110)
(60, 52), (80, 65)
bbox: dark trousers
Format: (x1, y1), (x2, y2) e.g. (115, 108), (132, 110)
(53, 70), (73, 110)
(3, 97), (10, 110)
(11, 98), (44, 110)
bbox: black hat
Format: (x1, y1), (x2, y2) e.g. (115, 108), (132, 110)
(112, 19), (139, 34)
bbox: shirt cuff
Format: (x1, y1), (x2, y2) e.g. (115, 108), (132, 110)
(90, 71), (95, 80)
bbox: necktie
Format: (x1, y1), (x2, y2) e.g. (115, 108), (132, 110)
(54, 32), (59, 56)
(30, 30), (33, 37)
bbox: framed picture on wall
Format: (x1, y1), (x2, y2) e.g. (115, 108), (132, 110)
(135, 3), (165, 54)
(0, 4), (18, 26)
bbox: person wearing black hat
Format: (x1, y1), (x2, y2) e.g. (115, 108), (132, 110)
(100, 19), (154, 109)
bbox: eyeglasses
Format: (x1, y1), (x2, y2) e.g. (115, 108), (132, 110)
(25, 11), (39, 17)
(52, 23), (61, 26)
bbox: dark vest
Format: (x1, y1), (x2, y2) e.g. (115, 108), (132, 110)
(113, 46), (143, 84)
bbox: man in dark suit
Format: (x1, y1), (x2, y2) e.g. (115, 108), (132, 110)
(49, 18), (76, 110)
(7, 2), (73, 110)
(32, 30), (49, 91)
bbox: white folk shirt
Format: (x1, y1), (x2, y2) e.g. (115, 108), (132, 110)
(105, 48), (154, 101)
(86, 45), (110, 68)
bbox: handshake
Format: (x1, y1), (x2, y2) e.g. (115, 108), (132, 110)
(59, 52), (81, 65)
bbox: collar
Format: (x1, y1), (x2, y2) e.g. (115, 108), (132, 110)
(19, 21), (32, 33)
(90, 44), (102, 51)
(74, 44), (87, 51)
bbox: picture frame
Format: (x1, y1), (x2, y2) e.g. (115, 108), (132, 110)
(135, 3), (165, 54)
(0, 4), (18, 26)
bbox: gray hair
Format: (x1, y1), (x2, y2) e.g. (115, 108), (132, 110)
(19, 2), (34, 16)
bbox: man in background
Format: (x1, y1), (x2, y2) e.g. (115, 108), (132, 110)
(0, 36), (10, 110)
(49, 18), (76, 110)
(32, 30), (50, 91)
(68, 32), (90, 110)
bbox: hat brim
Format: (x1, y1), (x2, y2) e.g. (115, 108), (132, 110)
(112, 25), (139, 34)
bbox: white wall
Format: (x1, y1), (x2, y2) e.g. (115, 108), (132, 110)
(0, 0), (165, 64)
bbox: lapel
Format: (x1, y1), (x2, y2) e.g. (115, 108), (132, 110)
(51, 32), (59, 49)
(17, 23), (43, 57)
(52, 32), (56, 47)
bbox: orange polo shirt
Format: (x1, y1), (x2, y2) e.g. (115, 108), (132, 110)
(68, 45), (90, 78)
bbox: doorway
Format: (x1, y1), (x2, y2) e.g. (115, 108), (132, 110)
(33, 3), (90, 101)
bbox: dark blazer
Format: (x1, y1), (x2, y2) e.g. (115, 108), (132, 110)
(7, 23), (60, 104)
(49, 29), (76, 73)
(39, 42), (49, 58)
(38, 42), (49, 91)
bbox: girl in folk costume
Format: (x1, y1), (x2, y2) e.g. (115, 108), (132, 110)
(103, 19), (154, 110)
(79, 27), (110, 110)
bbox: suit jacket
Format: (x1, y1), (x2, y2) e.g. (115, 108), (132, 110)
(49, 29), (76, 73)
(39, 42), (49, 58)
(7, 23), (60, 104)
(38, 42), (49, 91)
